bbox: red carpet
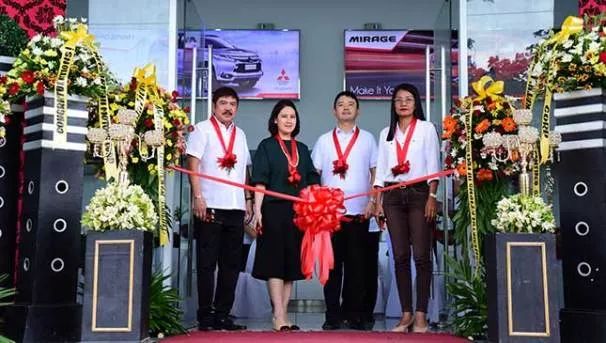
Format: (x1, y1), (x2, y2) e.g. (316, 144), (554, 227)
(162, 331), (469, 342)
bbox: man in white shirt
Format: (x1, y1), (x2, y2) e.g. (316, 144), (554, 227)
(186, 87), (252, 331)
(312, 91), (378, 330)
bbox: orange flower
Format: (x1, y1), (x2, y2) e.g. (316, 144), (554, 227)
(474, 119), (490, 134)
(443, 115), (457, 132)
(501, 117), (517, 132)
(442, 128), (455, 139)
(456, 163), (467, 176)
(510, 150), (520, 162)
(476, 168), (494, 181)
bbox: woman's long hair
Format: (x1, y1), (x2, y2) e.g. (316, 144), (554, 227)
(386, 83), (425, 141)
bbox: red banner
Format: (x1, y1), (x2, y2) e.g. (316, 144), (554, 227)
(0, 0), (66, 37)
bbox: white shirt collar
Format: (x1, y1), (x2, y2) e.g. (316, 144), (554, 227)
(335, 124), (358, 135)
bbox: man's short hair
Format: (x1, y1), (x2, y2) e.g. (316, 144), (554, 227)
(333, 90), (359, 109)
(212, 87), (239, 105)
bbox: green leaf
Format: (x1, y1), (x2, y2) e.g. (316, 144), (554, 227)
(149, 270), (185, 337)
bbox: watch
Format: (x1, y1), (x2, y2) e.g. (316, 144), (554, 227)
(429, 192), (438, 199)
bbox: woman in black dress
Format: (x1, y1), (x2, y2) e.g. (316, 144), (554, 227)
(251, 100), (319, 331)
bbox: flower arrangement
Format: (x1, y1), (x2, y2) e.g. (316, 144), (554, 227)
(88, 78), (190, 197)
(3, 16), (115, 102)
(491, 194), (556, 233)
(442, 76), (520, 183)
(0, 14), (29, 57)
(81, 182), (158, 232)
(529, 14), (606, 94)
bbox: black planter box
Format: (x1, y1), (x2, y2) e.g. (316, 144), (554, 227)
(486, 233), (562, 342)
(81, 230), (153, 342)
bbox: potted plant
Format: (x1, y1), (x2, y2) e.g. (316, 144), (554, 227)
(0, 14), (28, 74)
(485, 194), (561, 342)
(80, 182), (157, 342)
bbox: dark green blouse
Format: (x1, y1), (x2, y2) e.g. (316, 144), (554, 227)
(251, 137), (320, 202)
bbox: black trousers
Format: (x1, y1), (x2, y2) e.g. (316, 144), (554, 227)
(323, 217), (369, 323)
(361, 231), (381, 321)
(195, 209), (244, 321)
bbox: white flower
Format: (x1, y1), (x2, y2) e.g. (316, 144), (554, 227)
(563, 40), (574, 49)
(32, 47), (43, 56)
(50, 38), (63, 48)
(75, 77), (88, 87)
(561, 54), (573, 63)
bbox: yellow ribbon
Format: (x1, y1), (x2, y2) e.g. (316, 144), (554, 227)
(465, 103), (481, 275)
(548, 16), (584, 45)
(471, 75), (504, 101)
(60, 23), (95, 48)
(131, 64), (168, 246)
(134, 64), (158, 88)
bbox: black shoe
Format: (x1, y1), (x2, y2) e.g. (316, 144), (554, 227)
(213, 317), (247, 331)
(289, 324), (300, 331)
(198, 317), (215, 331)
(348, 319), (365, 331)
(322, 320), (341, 330)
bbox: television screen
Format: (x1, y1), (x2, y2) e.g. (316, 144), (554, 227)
(178, 29), (300, 100)
(344, 30), (437, 100)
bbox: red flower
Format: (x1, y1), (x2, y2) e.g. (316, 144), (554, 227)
(8, 83), (20, 95)
(217, 152), (237, 171)
(0, 76), (7, 85)
(21, 70), (35, 85)
(288, 166), (301, 187)
(445, 155), (454, 166)
(144, 118), (154, 128)
(172, 118), (181, 126)
(183, 106), (191, 113)
(600, 52), (606, 65)
(36, 81), (45, 95)
(171, 90), (179, 100)
(187, 125), (195, 132)
(129, 77), (138, 90)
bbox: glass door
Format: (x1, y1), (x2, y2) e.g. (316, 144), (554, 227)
(174, 0), (208, 329)
(431, 0), (461, 329)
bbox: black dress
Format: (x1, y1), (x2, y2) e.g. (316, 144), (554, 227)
(251, 137), (320, 281)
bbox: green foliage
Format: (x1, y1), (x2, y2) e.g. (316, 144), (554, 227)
(149, 271), (185, 337)
(446, 256), (487, 340)
(453, 178), (511, 260)
(0, 15), (28, 57)
(0, 274), (16, 343)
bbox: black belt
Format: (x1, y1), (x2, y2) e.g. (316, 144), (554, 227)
(383, 182), (429, 190)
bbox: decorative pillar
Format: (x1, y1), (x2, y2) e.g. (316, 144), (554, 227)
(554, 88), (606, 343)
(4, 91), (88, 342)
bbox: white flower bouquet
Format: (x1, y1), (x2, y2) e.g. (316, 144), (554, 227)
(81, 182), (158, 232)
(491, 194), (556, 234)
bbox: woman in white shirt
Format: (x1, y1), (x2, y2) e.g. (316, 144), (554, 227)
(374, 83), (440, 333)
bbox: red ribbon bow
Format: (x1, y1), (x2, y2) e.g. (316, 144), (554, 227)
(391, 161), (411, 176)
(293, 185), (346, 285)
(332, 159), (349, 179)
(288, 165), (301, 187)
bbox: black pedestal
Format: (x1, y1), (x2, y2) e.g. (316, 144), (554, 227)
(486, 233), (561, 343)
(81, 230), (153, 342)
(0, 105), (23, 288)
(554, 88), (606, 342)
(4, 93), (89, 342)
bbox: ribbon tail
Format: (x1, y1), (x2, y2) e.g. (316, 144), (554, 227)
(300, 231), (314, 280)
(318, 231), (333, 286)
(539, 136), (550, 165)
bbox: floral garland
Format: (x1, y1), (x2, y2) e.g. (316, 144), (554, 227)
(442, 77), (520, 184)
(3, 16), (116, 103)
(491, 194), (556, 234)
(528, 14), (606, 95)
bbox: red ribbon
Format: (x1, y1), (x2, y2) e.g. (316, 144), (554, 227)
(210, 116), (237, 171)
(331, 127), (360, 179)
(168, 166), (456, 284)
(293, 185), (346, 285)
(275, 135), (300, 187)
(392, 118), (417, 176)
